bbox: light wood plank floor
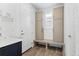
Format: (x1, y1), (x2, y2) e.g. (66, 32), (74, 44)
(22, 45), (63, 56)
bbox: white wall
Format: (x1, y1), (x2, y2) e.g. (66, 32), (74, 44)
(0, 4), (21, 38)
(0, 3), (36, 53)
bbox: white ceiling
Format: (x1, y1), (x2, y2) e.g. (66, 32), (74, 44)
(32, 3), (58, 9)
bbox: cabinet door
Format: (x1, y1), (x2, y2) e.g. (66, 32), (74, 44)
(35, 11), (44, 40)
(0, 48), (3, 55)
(53, 6), (64, 43)
(0, 41), (22, 56)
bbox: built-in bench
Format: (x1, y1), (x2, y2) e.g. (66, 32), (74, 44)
(34, 39), (64, 54)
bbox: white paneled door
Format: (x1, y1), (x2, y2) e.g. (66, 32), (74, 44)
(64, 4), (77, 56)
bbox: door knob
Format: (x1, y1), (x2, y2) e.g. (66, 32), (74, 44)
(68, 35), (72, 38)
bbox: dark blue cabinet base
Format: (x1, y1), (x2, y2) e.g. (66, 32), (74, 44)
(0, 41), (22, 56)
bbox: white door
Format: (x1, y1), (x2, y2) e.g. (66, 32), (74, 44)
(73, 4), (79, 56)
(64, 4), (75, 56)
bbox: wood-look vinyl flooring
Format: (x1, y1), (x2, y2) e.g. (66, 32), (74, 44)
(22, 45), (63, 56)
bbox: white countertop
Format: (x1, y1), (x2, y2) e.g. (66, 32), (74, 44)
(0, 37), (22, 48)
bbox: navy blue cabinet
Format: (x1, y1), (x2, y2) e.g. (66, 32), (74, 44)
(0, 41), (22, 56)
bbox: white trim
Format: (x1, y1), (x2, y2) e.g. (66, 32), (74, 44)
(53, 4), (64, 8)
